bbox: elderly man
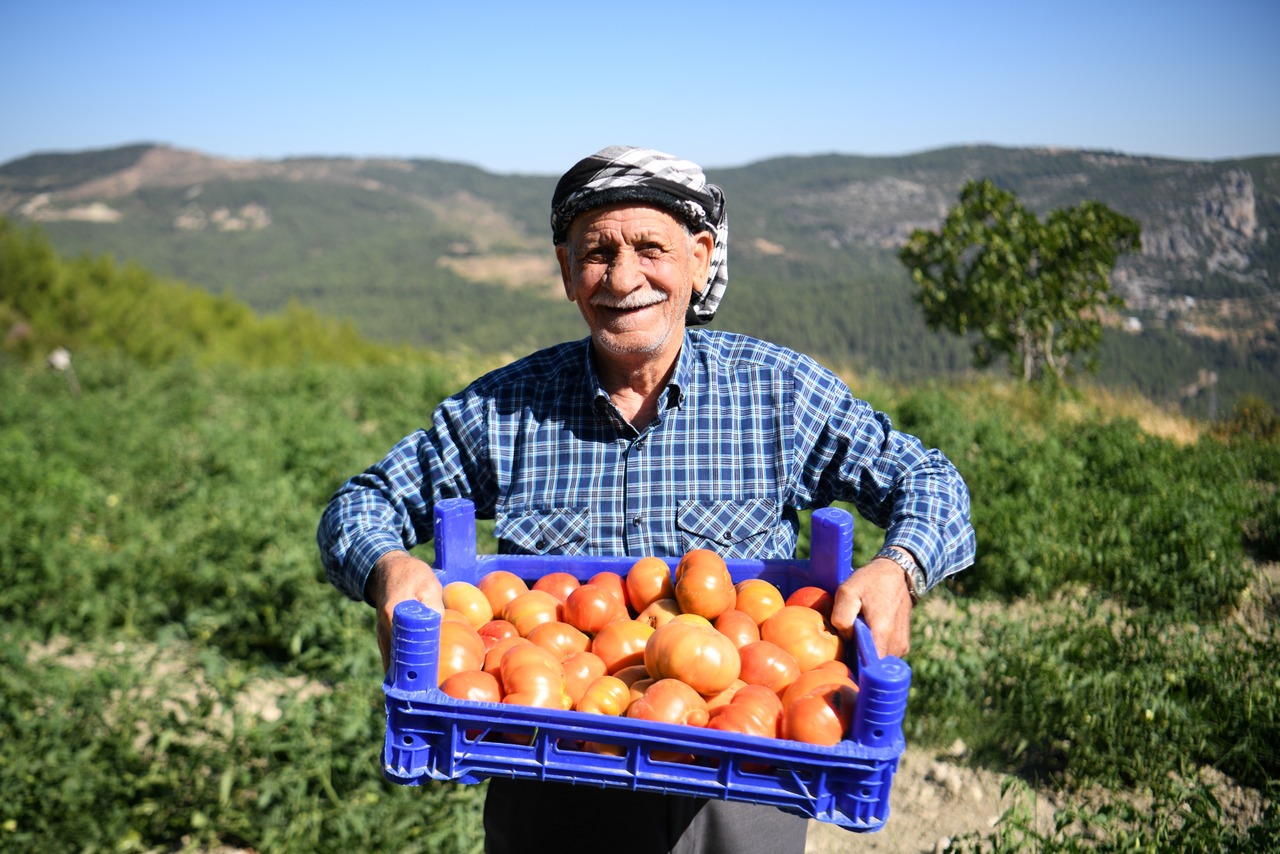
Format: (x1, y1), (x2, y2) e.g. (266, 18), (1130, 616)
(318, 146), (975, 853)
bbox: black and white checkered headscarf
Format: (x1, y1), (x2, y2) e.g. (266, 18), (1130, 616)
(550, 146), (728, 326)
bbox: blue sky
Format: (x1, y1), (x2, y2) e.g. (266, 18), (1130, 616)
(2, 0), (1277, 173)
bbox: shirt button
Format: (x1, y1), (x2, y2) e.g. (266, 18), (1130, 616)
(632, 515), (643, 527)
(535, 539), (547, 550)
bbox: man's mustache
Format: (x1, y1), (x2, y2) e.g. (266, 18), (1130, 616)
(590, 292), (669, 310)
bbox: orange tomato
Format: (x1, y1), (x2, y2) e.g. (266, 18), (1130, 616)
(533, 571), (580, 603)
(439, 669), (502, 704)
(761, 605), (844, 672)
(737, 640), (801, 697)
(782, 682), (857, 746)
(478, 570), (529, 615)
(500, 643), (570, 710)
(626, 678), (709, 728)
(785, 586), (834, 622)
(442, 581), (494, 629)
(625, 556), (675, 613)
(591, 619), (654, 673)
(527, 620), (591, 661)
(563, 583), (629, 635)
(478, 618), (520, 644)
(674, 550), (735, 620)
(734, 578), (785, 626)
(703, 678), (747, 711)
(781, 668), (858, 710)
(644, 620), (741, 696)
(713, 609), (760, 649)
(575, 675), (631, 716)
(501, 589), (563, 637)
(483, 636), (532, 682)
(437, 620), (486, 685)
(563, 650), (609, 705)
(588, 570), (631, 613)
(636, 598), (682, 628)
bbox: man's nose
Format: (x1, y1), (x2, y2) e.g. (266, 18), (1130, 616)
(604, 248), (642, 290)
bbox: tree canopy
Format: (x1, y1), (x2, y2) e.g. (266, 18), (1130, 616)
(898, 179), (1141, 383)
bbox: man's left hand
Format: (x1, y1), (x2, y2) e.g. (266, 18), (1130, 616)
(829, 558), (915, 658)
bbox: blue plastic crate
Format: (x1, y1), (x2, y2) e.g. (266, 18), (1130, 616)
(383, 498), (911, 832)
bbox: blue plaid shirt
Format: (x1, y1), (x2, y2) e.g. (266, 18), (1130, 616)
(318, 330), (975, 602)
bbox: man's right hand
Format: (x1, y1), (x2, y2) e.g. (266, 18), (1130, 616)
(365, 550), (444, 672)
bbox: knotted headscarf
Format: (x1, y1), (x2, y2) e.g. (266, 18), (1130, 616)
(550, 146), (728, 326)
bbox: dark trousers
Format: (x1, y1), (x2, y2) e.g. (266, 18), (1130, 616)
(483, 777), (809, 854)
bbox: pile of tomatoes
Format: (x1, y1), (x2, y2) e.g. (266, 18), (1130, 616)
(431, 549), (859, 750)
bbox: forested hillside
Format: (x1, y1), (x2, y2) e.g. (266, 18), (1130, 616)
(2, 143), (1276, 416)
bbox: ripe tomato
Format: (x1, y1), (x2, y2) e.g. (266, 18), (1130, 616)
(532, 571), (580, 603)
(626, 556), (675, 613)
(636, 598), (682, 628)
(527, 620), (591, 661)
(644, 620), (741, 696)
(442, 581), (494, 629)
(483, 636), (532, 682)
(590, 619), (654, 673)
(610, 664), (651, 688)
(785, 586), (834, 621)
(734, 578), (785, 626)
(782, 682), (857, 746)
(501, 589), (563, 637)
(781, 668), (858, 710)
(439, 669), (502, 704)
(674, 550), (735, 620)
(626, 678), (710, 728)
(575, 675), (631, 716)
(703, 678), (746, 711)
(478, 570), (529, 615)
(737, 640), (801, 697)
(562, 650), (608, 705)
(500, 643), (570, 710)
(761, 605), (844, 672)
(713, 609), (760, 649)
(588, 570), (631, 613)
(478, 618), (519, 645)
(563, 583), (628, 635)
(437, 620), (485, 684)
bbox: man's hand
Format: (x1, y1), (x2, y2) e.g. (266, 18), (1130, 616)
(365, 550), (444, 672)
(829, 557), (915, 659)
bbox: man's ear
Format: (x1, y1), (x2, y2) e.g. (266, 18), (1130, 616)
(556, 244), (576, 301)
(690, 230), (715, 294)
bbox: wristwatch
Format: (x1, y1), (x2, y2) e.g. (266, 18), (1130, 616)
(876, 545), (926, 605)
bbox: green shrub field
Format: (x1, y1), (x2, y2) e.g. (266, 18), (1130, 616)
(2, 224), (1277, 851)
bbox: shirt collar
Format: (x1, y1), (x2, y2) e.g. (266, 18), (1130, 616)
(582, 332), (692, 417)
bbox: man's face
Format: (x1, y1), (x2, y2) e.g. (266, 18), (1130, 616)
(557, 204), (713, 367)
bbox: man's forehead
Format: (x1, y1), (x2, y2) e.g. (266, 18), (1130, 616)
(569, 203), (686, 241)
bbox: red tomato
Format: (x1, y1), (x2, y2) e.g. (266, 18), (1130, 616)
(734, 578), (786, 626)
(588, 571), (631, 613)
(626, 557), (675, 613)
(782, 682), (857, 746)
(527, 620), (591, 661)
(781, 668), (859, 710)
(478, 619), (519, 644)
(737, 640), (801, 697)
(644, 620), (741, 696)
(478, 570), (529, 615)
(563, 583), (628, 635)
(761, 605), (844, 672)
(437, 620), (485, 685)
(785, 586), (834, 622)
(442, 581), (494, 629)
(562, 651), (608, 705)
(674, 551), (735, 620)
(590, 620), (654, 673)
(713, 609), (760, 649)
(533, 571), (580, 603)
(501, 589), (563, 637)
(500, 644), (570, 710)
(439, 670), (502, 704)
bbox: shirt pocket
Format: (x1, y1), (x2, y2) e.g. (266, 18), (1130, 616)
(495, 507), (591, 555)
(677, 498), (778, 554)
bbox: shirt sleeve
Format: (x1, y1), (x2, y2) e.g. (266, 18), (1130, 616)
(789, 357), (976, 592)
(316, 390), (495, 603)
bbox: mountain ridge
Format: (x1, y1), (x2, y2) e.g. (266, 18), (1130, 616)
(2, 142), (1276, 413)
